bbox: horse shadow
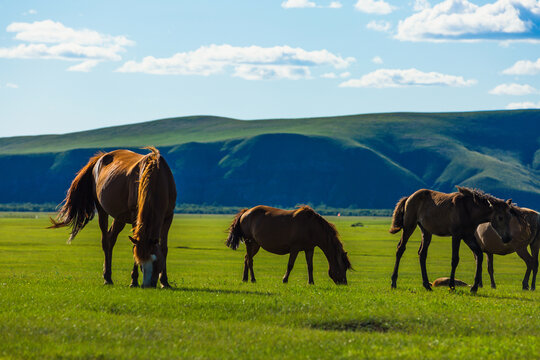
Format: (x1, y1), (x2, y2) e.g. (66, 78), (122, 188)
(168, 286), (273, 296)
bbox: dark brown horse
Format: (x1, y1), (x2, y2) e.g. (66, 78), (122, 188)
(50, 147), (177, 288)
(226, 205), (351, 285)
(475, 206), (538, 290)
(389, 187), (516, 293)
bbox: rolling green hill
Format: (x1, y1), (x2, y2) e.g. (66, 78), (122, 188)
(1, 110), (539, 209)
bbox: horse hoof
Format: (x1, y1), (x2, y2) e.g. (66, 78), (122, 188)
(470, 286), (478, 293)
(522, 286), (529, 291)
(242, 278), (248, 283)
(160, 283), (172, 289)
(103, 280), (113, 286)
(282, 279), (288, 284)
(129, 283), (139, 288)
(251, 279), (256, 283)
(423, 285), (432, 291)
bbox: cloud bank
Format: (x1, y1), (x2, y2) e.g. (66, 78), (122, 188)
(0, 20), (134, 71)
(339, 68), (476, 87)
(396, 0), (540, 42)
(489, 83), (537, 95)
(117, 44), (355, 80)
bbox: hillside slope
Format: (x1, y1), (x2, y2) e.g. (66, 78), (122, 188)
(0, 110), (539, 209)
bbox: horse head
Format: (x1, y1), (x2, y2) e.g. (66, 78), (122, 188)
(328, 251), (351, 285)
(129, 236), (165, 288)
(488, 199), (517, 244)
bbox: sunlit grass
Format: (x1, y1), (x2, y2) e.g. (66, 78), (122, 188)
(0, 214), (538, 359)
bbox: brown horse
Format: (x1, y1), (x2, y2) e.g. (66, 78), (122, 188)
(50, 147), (177, 288)
(475, 206), (538, 290)
(389, 187), (516, 293)
(226, 205), (351, 285)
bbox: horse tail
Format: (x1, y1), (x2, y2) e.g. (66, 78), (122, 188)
(389, 196), (408, 234)
(226, 208), (249, 250)
(49, 152), (103, 242)
(132, 147), (162, 264)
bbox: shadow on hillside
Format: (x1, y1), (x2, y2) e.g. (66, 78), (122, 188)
(170, 286), (273, 297)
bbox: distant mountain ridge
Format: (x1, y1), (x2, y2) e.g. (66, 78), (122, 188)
(1, 110), (539, 209)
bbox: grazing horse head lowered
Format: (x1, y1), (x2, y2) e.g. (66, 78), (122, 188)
(226, 205), (352, 285)
(49, 147), (176, 288)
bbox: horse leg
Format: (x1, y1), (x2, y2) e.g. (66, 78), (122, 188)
(515, 247), (532, 290)
(243, 241), (259, 283)
(391, 225), (415, 288)
(130, 263), (139, 287)
(283, 250), (299, 283)
(449, 236), (462, 290)
(418, 225), (432, 291)
(463, 235), (483, 293)
(158, 214), (173, 289)
(98, 210), (112, 284)
(530, 242), (539, 291)
(487, 253), (496, 289)
(305, 248), (315, 285)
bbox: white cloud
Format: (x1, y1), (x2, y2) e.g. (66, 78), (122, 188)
(502, 58), (540, 75)
(23, 9), (37, 16)
(117, 44), (355, 80)
(355, 0), (396, 14)
(0, 20), (134, 70)
(413, 0), (430, 11)
(5, 83), (19, 88)
(282, 0), (317, 8)
(366, 20), (391, 32)
(396, 0), (540, 42)
(372, 56), (383, 64)
(329, 1), (343, 8)
(340, 71), (351, 78)
(67, 60), (101, 72)
(489, 83), (537, 95)
(339, 68), (476, 88)
(505, 101), (540, 109)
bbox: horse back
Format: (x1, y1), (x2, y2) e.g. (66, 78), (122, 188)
(405, 189), (460, 236)
(241, 205), (319, 254)
(93, 150), (148, 223)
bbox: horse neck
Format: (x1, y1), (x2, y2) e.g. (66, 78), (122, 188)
(318, 235), (340, 267)
(465, 198), (492, 224)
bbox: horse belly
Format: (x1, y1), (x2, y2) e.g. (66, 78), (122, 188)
(475, 223), (514, 255)
(95, 174), (135, 222)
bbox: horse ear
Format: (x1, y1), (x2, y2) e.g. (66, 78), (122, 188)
(506, 199), (512, 205)
(129, 236), (138, 245)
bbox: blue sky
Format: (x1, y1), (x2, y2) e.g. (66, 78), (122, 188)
(0, 0), (539, 136)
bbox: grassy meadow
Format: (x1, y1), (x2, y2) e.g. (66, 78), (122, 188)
(0, 213), (538, 359)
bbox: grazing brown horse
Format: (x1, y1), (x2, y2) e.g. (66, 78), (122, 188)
(389, 187), (516, 293)
(50, 147), (176, 288)
(475, 206), (538, 290)
(226, 205), (351, 285)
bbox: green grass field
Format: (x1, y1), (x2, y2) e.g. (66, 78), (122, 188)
(0, 213), (538, 359)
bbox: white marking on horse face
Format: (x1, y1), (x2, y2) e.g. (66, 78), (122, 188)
(141, 260), (153, 288)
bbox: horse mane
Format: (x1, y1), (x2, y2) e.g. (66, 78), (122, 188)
(295, 205), (352, 270)
(132, 146), (161, 264)
(456, 186), (504, 206)
(457, 186), (530, 232)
